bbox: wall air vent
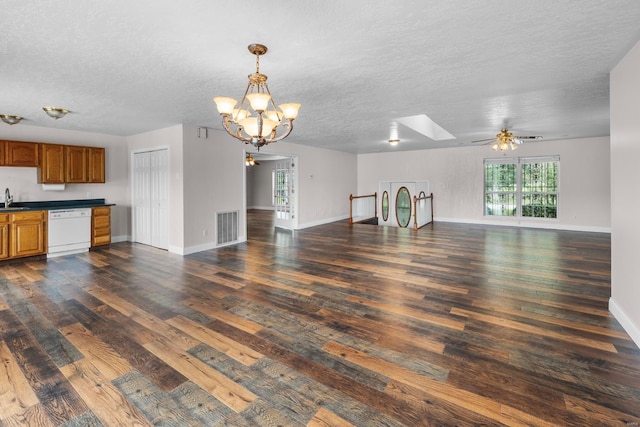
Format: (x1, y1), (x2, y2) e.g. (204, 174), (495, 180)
(217, 211), (239, 245)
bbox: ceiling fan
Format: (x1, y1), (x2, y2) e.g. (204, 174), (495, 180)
(245, 153), (260, 166)
(472, 128), (542, 151)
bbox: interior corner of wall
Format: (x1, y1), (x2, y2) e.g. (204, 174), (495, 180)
(609, 297), (640, 350)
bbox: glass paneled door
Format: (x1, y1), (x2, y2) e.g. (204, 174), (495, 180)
(274, 157), (297, 229)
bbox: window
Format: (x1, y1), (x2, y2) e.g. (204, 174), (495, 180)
(273, 169), (289, 206)
(484, 156), (559, 219)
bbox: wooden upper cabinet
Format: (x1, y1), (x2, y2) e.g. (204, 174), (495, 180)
(65, 145), (88, 183)
(5, 141), (39, 167)
(40, 144), (66, 184)
(88, 147), (105, 183)
(4, 141), (106, 184)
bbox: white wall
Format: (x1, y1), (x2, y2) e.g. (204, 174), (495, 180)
(247, 160), (276, 210)
(126, 125), (184, 251)
(610, 39), (640, 347)
(259, 142), (358, 228)
(182, 126), (245, 254)
(0, 124), (130, 240)
(358, 136), (611, 232)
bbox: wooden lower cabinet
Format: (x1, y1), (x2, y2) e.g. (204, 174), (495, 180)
(0, 214), (9, 259)
(92, 206), (111, 247)
(9, 211), (47, 258)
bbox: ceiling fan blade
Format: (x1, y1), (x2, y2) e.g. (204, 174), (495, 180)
(513, 135), (542, 140)
(471, 138), (497, 143)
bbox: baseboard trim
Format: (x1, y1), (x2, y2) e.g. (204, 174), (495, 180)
(171, 237), (248, 256)
(247, 206), (275, 211)
(296, 214), (350, 230)
(434, 217), (611, 233)
(609, 297), (640, 350)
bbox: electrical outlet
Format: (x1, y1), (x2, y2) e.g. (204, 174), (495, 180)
(202, 229), (208, 237)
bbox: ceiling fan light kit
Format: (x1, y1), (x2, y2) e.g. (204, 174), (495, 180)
(213, 44), (301, 150)
(245, 153), (260, 166)
(473, 128), (542, 152)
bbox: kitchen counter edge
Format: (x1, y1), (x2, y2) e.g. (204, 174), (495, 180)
(0, 199), (116, 212)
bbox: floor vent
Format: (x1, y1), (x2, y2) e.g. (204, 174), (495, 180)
(217, 211), (239, 245)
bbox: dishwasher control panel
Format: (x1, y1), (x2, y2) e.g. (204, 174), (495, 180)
(49, 208), (92, 219)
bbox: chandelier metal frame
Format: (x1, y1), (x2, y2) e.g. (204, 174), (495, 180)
(213, 44), (300, 149)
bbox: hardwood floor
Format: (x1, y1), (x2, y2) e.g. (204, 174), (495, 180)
(1, 210), (639, 426)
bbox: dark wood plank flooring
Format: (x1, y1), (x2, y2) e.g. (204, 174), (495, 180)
(1, 210), (639, 426)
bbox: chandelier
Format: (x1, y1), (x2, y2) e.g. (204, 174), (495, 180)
(213, 44), (301, 149)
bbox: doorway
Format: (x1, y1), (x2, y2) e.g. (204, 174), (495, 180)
(245, 151), (298, 236)
(132, 148), (169, 249)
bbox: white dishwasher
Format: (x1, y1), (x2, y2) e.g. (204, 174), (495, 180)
(48, 208), (92, 258)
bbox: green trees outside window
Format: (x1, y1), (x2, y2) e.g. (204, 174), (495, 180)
(485, 157), (559, 219)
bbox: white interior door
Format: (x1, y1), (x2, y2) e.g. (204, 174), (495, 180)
(132, 149), (169, 249)
(133, 152), (151, 245)
(149, 149), (169, 249)
(274, 157), (296, 229)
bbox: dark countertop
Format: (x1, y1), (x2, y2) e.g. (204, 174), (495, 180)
(0, 198), (115, 212)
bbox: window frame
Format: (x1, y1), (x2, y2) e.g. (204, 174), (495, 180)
(484, 156), (560, 220)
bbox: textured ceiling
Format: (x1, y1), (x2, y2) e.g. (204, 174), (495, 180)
(2, 0), (640, 154)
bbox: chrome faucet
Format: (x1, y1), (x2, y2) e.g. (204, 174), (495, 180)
(4, 188), (12, 208)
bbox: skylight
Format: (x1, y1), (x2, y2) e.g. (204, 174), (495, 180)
(396, 114), (456, 141)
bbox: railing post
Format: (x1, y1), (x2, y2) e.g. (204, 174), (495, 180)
(430, 192), (434, 224)
(349, 194), (354, 225)
(374, 192), (378, 219)
(413, 195), (418, 230)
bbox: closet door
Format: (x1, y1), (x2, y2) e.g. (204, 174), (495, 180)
(149, 149), (169, 249)
(132, 149), (169, 249)
(132, 152), (152, 246)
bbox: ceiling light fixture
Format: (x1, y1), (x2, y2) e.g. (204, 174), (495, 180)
(43, 106), (69, 120)
(388, 121), (399, 146)
(0, 114), (23, 125)
(245, 153), (256, 166)
(213, 44), (301, 150)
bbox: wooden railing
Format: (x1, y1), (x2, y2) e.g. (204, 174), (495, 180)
(349, 192), (377, 225)
(413, 192), (434, 230)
